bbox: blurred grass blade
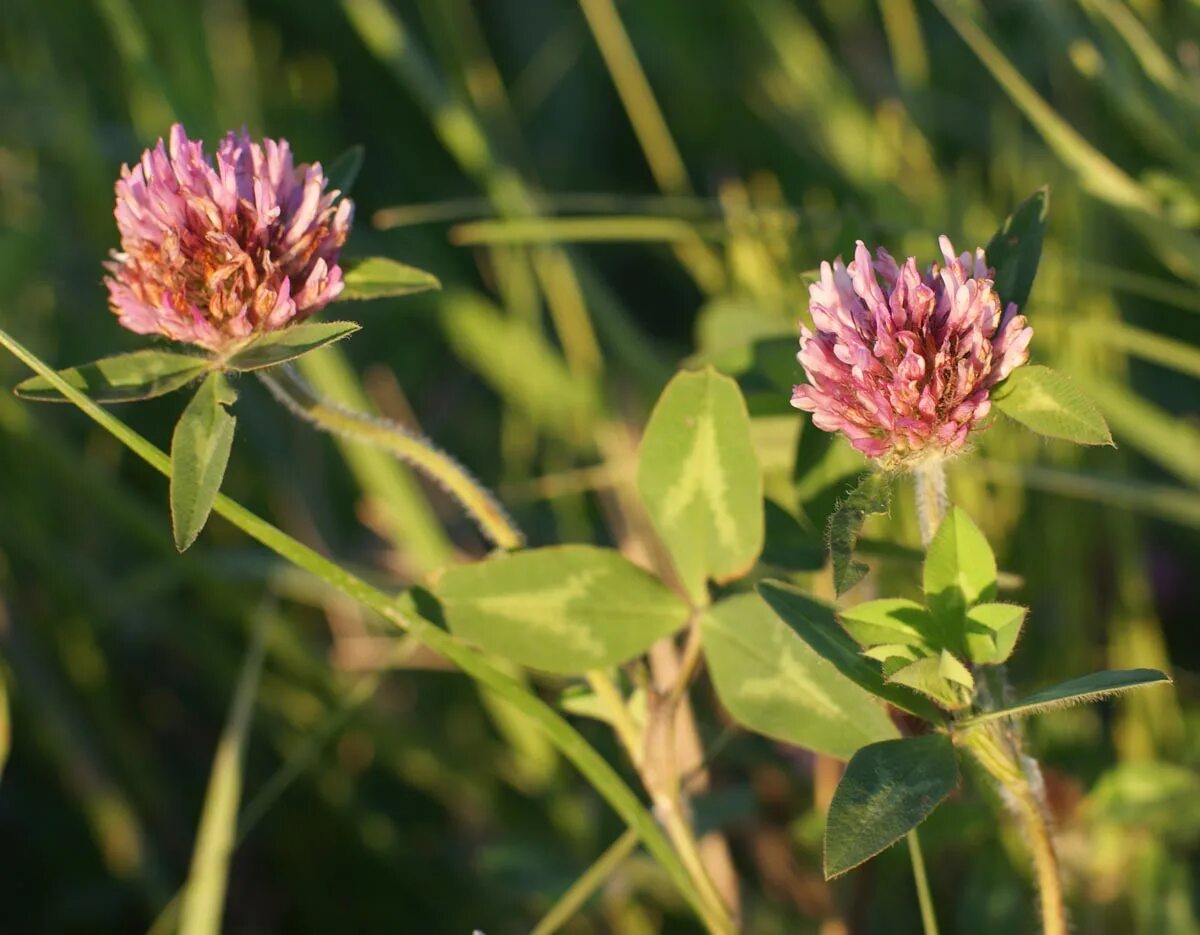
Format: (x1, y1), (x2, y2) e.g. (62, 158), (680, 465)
(450, 215), (710, 245)
(224, 322), (360, 372)
(14, 349), (210, 404)
(1086, 321), (1200, 380)
(0, 324), (711, 924)
(178, 613), (271, 935)
(170, 373), (238, 552)
(339, 257), (441, 300)
(1073, 376), (1200, 486)
(0, 661), (8, 783)
(326, 145), (365, 195)
(531, 828), (640, 935)
(959, 668), (1171, 726)
(932, 0), (1156, 213)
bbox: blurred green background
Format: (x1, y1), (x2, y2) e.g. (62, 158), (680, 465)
(2, 0), (1199, 932)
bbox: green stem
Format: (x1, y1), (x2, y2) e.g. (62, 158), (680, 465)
(960, 727), (1067, 935)
(530, 828), (640, 935)
(258, 364), (523, 551)
(906, 831), (940, 935)
(0, 325), (710, 926)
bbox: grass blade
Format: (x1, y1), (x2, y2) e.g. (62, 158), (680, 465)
(177, 613), (271, 935)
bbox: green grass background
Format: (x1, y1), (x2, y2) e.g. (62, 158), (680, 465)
(1, 0), (1199, 932)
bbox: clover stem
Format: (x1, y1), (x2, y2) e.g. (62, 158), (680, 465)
(960, 726), (1067, 935)
(258, 364), (524, 551)
(906, 831), (940, 935)
(913, 459), (949, 546)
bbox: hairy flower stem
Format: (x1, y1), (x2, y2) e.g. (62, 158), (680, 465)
(916, 464), (1067, 934)
(259, 364), (524, 550)
(960, 727), (1067, 935)
(914, 459), (949, 545)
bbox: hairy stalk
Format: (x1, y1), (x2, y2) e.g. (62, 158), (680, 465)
(914, 458), (949, 545)
(915, 461), (1066, 933)
(907, 459), (946, 935)
(259, 364), (523, 551)
(959, 727), (1067, 935)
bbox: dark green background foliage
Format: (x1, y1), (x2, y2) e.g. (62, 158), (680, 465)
(1, 0), (1199, 932)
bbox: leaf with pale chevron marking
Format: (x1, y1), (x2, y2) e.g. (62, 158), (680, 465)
(702, 593), (898, 760)
(637, 368), (764, 605)
(435, 546), (689, 675)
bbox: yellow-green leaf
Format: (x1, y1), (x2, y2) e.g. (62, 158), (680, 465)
(436, 546), (688, 675)
(992, 365), (1114, 446)
(637, 368), (764, 605)
(702, 593), (898, 760)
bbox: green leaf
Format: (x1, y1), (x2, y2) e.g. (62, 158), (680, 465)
(701, 592), (898, 759)
(436, 546), (689, 675)
(824, 734), (958, 879)
(837, 598), (936, 650)
(326, 145), (365, 195)
(923, 506), (996, 641)
(757, 582), (943, 723)
(170, 373), (238, 552)
(964, 603), (1026, 665)
(13, 349), (210, 403)
(985, 187), (1049, 311)
(959, 668), (1172, 726)
(223, 321), (361, 371)
(637, 368), (764, 605)
(886, 654), (972, 710)
(339, 256), (441, 300)
(828, 471), (893, 595)
(992, 365), (1114, 446)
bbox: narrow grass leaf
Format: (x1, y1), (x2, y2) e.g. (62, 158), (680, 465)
(637, 367), (764, 605)
(439, 290), (597, 435)
(958, 668), (1172, 726)
(992, 365), (1114, 446)
(986, 187), (1048, 311)
(824, 734), (958, 879)
(758, 582), (942, 723)
(0, 665), (8, 783)
(223, 321), (360, 371)
(702, 592), (898, 760)
(178, 614), (270, 935)
(339, 256), (441, 300)
(14, 349), (209, 403)
(829, 471), (894, 595)
(436, 546), (689, 675)
(170, 373), (237, 552)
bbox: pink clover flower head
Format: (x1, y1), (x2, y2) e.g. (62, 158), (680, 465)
(105, 124), (353, 352)
(791, 237), (1032, 468)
